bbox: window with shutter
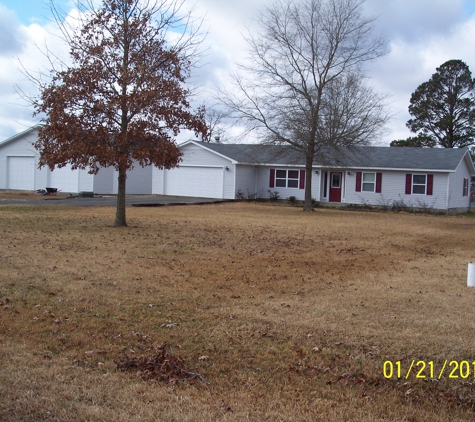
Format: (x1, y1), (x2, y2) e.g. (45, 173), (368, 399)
(407, 174), (433, 195)
(362, 172), (375, 192)
(273, 169), (301, 189)
(355, 172), (381, 193)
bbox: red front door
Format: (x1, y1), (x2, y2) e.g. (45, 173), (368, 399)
(329, 172), (342, 202)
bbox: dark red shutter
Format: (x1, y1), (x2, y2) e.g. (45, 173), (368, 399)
(376, 173), (382, 193)
(405, 174), (412, 195)
(427, 174), (433, 195)
(299, 170), (305, 189)
(355, 172), (362, 192)
(269, 169), (275, 188)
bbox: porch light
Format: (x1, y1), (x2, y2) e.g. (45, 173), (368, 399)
(347, 171), (351, 175)
(225, 166), (230, 171)
(315, 170), (319, 174)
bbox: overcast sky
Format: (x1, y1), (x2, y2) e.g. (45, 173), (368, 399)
(0, 0), (474, 145)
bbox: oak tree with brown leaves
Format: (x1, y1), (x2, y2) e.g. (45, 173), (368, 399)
(32, 0), (207, 226)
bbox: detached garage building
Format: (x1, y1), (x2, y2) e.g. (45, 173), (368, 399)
(0, 126), (153, 194)
(0, 126), (94, 193)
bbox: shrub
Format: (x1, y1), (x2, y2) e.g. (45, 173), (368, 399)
(268, 190), (280, 203)
(287, 196), (297, 205)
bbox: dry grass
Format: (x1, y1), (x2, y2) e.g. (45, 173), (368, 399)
(1, 200), (475, 421)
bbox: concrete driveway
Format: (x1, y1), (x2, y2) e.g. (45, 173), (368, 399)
(0, 194), (230, 207)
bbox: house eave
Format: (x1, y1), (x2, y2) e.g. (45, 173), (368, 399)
(235, 162), (456, 173)
(341, 166), (456, 173)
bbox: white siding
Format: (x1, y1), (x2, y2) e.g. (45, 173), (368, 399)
(235, 165), (257, 198)
(222, 165), (235, 199)
(152, 166), (164, 195)
(180, 143), (232, 166)
(447, 156), (472, 209)
(78, 169), (94, 192)
(48, 164), (79, 193)
(108, 162), (153, 194)
(94, 167), (115, 194)
(47, 165), (94, 193)
(345, 171), (450, 210)
(311, 170), (321, 202)
(125, 163), (153, 194)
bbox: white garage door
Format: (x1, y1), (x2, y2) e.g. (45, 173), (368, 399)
(49, 164), (79, 193)
(7, 156), (35, 190)
(164, 166), (223, 198)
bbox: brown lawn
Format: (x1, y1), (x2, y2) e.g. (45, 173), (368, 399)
(1, 200), (475, 421)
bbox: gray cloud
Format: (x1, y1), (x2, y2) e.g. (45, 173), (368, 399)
(0, 6), (26, 56)
(364, 0), (466, 42)
(2, 0), (475, 145)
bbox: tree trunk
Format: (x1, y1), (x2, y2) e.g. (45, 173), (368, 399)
(303, 153), (314, 211)
(114, 163), (127, 227)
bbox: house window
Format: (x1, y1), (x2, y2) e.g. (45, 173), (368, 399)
(362, 172), (375, 192)
(412, 174), (427, 194)
(405, 173), (433, 195)
(356, 172), (382, 193)
(275, 169), (299, 188)
(331, 173), (341, 188)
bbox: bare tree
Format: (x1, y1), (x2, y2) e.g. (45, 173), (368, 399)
(27, 0), (207, 226)
(221, 0), (388, 211)
(200, 106), (230, 143)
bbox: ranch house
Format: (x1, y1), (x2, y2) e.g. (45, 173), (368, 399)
(1, 126), (474, 212)
(152, 141), (475, 212)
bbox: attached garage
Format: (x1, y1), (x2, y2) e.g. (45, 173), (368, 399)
(7, 156), (35, 190)
(164, 166), (224, 198)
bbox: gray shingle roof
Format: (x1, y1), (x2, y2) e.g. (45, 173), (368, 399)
(195, 142), (471, 172)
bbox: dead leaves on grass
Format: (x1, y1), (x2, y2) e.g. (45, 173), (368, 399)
(115, 342), (209, 385)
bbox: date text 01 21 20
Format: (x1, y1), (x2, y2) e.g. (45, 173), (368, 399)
(383, 360), (475, 380)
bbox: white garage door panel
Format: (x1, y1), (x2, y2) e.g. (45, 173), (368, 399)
(165, 167), (223, 198)
(7, 156), (35, 190)
(49, 164), (79, 193)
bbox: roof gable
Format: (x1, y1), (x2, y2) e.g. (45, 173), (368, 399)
(179, 140), (237, 163)
(0, 125), (41, 148)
